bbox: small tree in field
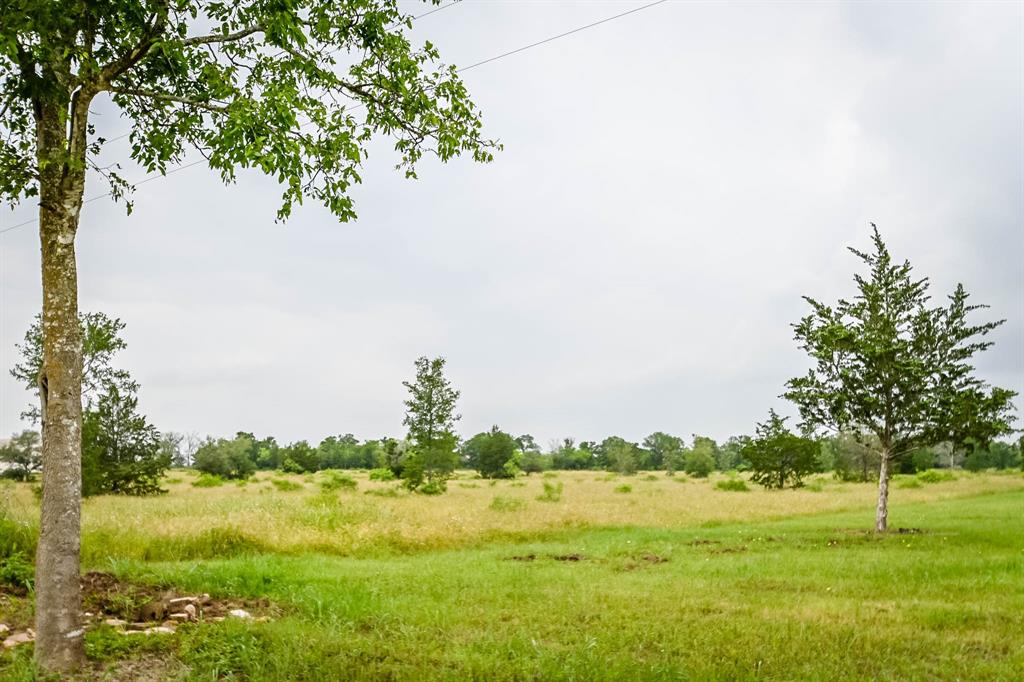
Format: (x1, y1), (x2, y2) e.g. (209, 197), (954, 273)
(1, 3), (495, 668)
(0, 430), (42, 481)
(785, 226), (1016, 531)
(80, 387), (168, 496)
(402, 356), (461, 492)
(743, 410), (818, 489)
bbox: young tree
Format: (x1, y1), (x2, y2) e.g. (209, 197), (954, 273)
(80, 388), (168, 496)
(742, 410), (819, 489)
(1, 4), (495, 668)
(785, 227), (1016, 531)
(0, 430), (42, 481)
(402, 356), (461, 491)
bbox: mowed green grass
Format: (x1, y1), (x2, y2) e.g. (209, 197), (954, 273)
(5, 486), (1022, 680)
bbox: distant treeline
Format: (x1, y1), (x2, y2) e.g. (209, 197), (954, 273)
(167, 427), (1022, 483)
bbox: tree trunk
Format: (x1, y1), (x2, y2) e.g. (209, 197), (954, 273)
(33, 100), (88, 671)
(874, 450), (891, 533)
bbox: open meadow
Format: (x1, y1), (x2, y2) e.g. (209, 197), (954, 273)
(2, 469), (1023, 680)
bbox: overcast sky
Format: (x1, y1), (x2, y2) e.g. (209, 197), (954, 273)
(1, 0), (1021, 448)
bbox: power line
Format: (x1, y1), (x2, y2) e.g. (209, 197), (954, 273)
(457, 0), (668, 74)
(0, 0), (669, 236)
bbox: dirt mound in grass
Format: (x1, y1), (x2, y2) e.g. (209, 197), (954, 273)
(81, 571), (275, 626)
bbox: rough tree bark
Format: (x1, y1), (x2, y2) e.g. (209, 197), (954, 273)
(874, 449), (891, 533)
(33, 85), (93, 670)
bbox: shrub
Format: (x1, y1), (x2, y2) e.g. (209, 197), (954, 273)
(0, 552), (33, 592)
(614, 484), (633, 494)
(489, 495), (526, 511)
(715, 479), (749, 492)
(896, 477), (923, 489)
(368, 468), (396, 482)
(743, 411), (819, 489)
(917, 469), (956, 484)
(365, 487), (401, 498)
(536, 481), (563, 503)
(417, 479), (448, 495)
(193, 435), (256, 480)
(319, 471), (357, 492)
(272, 478), (303, 492)
(192, 473), (225, 488)
(643, 474), (659, 481)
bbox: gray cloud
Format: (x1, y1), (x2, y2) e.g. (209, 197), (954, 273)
(2, 0), (1021, 446)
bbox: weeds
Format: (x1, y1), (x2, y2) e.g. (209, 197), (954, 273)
(536, 481), (563, 503)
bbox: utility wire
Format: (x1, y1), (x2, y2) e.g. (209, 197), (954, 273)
(0, 0), (669, 236)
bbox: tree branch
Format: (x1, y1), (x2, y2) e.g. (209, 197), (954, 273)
(181, 25), (264, 47)
(107, 87), (228, 113)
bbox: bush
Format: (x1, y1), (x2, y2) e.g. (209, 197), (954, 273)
(489, 495), (526, 511)
(319, 471), (357, 492)
(614, 484), (632, 494)
(896, 477), (923, 489)
(271, 478), (303, 491)
(916, 469), (956, 484)
(192, 473), (225, 488)
(418, 480), (447, 495)
(743, 411), (819, 489)
(536, 481), (563, 503)
(368, 468), (396, 482)
(364, 487), (401, 498)
(0, 552), (33, 592)
(715, 479), (749, 492)
(194, 436), (256, 480)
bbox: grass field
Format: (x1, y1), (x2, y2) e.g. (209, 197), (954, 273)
(2, 470), (1023, 680)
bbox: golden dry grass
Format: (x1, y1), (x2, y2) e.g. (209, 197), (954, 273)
(4, 469), (1022, 560)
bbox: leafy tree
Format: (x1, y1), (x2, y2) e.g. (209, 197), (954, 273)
(550, 438), (593, 470)
(743, 410), (819, 489)
(515, 434), (539, 454)
(2, 1), (495, 668)
(519, 449), (550, 475)
(643, 432), (683, 474)
(719, 435), (751, 471)
(281, 440), (318, 473)
(785, 227), (1016, 531)
(157, 432), (184, 467)
(80, 387), (168, 496)
(12, 314), (166, 494)
(691, 436), (722, 471)
(830, 431), (881, 482)
(11, 312), (137, 423)
(464, 426), (518, 479)
(0, 430), (42, 481)
(964, 440), (1020, 471)
(193, 435), (256, 480)
(602, 436), (638, 475)
(682, 443), (715, 478)
(402, 356), (461, 491)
